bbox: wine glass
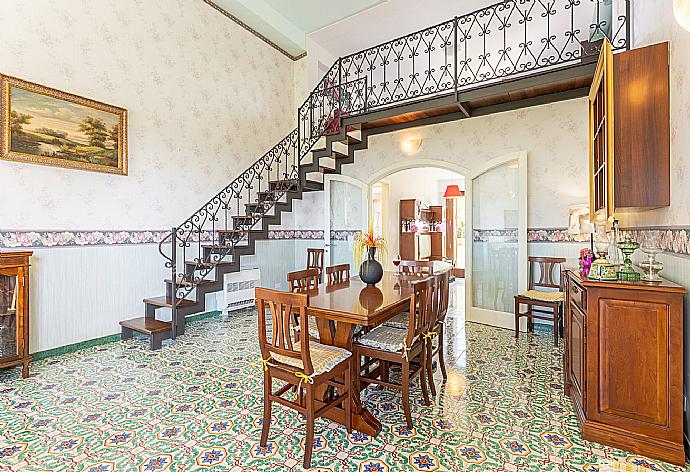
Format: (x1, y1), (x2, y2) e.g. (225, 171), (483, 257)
(639, 233), (663, 282)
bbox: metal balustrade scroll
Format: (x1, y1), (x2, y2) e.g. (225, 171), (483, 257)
(158, 0), (629, 332)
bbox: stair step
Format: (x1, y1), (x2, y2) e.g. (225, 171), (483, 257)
(185, 259), (238, 268)
(320, 166), (336, 174)
(119, 317), (171, 335)
(340, 135), (361, 145)
(144, 296), (196, 308)
(332, 149), (348, 159)
(164, 278), (216, 287)
(268, 179), (299, 190)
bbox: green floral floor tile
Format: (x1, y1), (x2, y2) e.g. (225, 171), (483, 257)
(0, 293), (687, 471)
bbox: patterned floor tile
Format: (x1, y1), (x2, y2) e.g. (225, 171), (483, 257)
(0, 284), (687, 471)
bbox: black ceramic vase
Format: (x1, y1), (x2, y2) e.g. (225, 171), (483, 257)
(359, 247), (383, 286)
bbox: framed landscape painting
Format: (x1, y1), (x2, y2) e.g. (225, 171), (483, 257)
(0, 74), (127, 175)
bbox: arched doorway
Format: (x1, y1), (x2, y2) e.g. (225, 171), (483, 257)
(363, 152), (527, 331)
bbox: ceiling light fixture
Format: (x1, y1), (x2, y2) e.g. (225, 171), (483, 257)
(674, 0), (690, 31)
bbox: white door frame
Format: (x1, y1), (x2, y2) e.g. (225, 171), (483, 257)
(368, 156), (472, 270)
(465, 151), (528, 330)
(324, 174), (369, 266)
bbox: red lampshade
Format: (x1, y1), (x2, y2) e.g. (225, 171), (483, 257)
(443, 185), (464, 198)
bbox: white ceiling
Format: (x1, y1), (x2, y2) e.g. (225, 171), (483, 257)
(210, 0), (495, 58)
(308, 0), (492, 57)
(211, 0), (387, 57)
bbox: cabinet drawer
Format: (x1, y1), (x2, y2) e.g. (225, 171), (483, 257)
(569, 277), (586, 311)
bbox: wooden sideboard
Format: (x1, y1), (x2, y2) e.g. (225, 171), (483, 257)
(563, 270), (685, 465)
(0, 251), (32, 378)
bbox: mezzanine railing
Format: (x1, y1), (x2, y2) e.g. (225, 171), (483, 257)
(159, 0), (630, 333)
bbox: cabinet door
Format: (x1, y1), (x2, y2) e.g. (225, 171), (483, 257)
(589, 297), (676, 438)
(568, 301), (586, 409)
(0, 267), (20, 361)
(588, 39), (614, 222)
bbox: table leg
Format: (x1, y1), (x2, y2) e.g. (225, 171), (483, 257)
(315, 320), (382, 437)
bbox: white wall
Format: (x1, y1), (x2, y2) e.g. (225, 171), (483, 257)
(343, 98), (590, 230)
(0, 0), (296, 352)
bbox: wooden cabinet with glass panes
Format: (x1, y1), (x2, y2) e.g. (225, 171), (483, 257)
(0, 252), (32, 378)
(588, 40), (670, 222)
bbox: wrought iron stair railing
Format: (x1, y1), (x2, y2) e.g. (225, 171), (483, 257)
(157, 0), (630, 336)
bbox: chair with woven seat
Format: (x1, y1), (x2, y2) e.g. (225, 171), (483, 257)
(256, 288), (352, 469)
(354, 277), (435, 428)
(326, 264), (350, 285)
(288, 268), (323, 340)
(514, 256), (566, 346)
(425, 270), (450, 396)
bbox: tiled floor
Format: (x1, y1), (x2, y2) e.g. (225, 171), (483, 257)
(0, 283), (686, 471)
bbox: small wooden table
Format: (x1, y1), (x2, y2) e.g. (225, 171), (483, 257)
(306, 263), (450, 436)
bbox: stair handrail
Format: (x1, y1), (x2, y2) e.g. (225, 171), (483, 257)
(158, 0), (630, 327)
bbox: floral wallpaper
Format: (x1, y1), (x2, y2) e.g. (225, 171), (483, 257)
(0, 0), (296, 231)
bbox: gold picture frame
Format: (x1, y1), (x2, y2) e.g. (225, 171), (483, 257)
(0, 74), (127, 175)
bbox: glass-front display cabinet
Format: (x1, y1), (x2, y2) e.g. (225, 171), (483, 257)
(0, 252), (32, 378)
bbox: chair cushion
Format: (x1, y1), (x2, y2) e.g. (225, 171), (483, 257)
(383, 311), (409, 329)
(519, 290), (565, 302)
(272, 341), (351, 376)
(356, 325), (414, 353)
(294, 318), (321, 339)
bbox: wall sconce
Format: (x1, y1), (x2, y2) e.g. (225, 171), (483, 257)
(674, 0), (690, 31)
(400, 137), (422, 155)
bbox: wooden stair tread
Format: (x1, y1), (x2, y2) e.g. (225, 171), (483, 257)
(164, 278), (216, 287)
(144, 296), (196, 308)
(185, 259), (237, 266)
(119, 317), (171, 334)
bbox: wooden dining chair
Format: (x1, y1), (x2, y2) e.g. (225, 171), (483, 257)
(287, 268), (321, 340)
(425, 270), (450, 396)
(383, 260), (435, 330)
(256, 288), (352, 469)
(354, 277), (435, 428)
(326, 264), (350, 285)
(514, 256), (567, 346)
(307, 248), (325, 282)
(398, 260), (435, 276)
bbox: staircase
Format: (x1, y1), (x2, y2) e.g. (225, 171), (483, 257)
(119, 0), (630, 349)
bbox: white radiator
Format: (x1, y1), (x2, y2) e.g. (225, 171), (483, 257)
(223, 268), (260, 314)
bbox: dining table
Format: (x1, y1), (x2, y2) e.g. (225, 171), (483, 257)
(304, 261), (452, 437)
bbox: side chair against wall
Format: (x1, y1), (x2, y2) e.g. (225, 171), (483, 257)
(326, 264), (350, 285)
(514, 256), (567, 346)
(307, 248), (325, 282)
(287, 268), (323, 341)
(425, 270), (451, 396)
(354, 277), (435, 428)
(255, 288), (352, 469)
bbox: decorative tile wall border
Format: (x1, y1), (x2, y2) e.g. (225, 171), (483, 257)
(621, 227), (690, 257)
(0, 230), (212, 248)
(267, 229), (360, 240)
(3, 227), (688, 256)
